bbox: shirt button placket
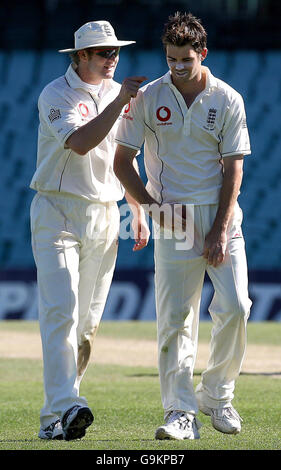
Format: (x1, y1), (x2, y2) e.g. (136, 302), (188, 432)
(184, 111), (191, 136)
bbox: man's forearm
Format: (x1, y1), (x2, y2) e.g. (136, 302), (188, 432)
(212, 160), (243, 232)
(203, 156), (243, 266)
(114, 147), (156, 206)
(66, 76), (147, 155)
(114, 145), (186, 233)
(66, 96), (126, 155)
(125, 160), (147, 216)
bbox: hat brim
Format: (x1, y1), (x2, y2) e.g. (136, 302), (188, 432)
(58, 40), (135, 53)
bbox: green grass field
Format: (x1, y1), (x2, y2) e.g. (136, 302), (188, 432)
(0, 321), (280, 452)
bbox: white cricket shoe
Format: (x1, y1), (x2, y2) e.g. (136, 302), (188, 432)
(197, 397), (242, 434)
(210, 406), (242, 434)
(155, 411), (201, 440)
(38, 419), (63, 440)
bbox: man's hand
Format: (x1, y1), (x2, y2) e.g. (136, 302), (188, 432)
(203, 229), (227, 267)
(118, 76), (147, 105)
(202, 155), (243, 267)
(131, 214), (150, 251)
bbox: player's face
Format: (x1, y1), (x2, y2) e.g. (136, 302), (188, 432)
(166, 44), (206, 84)
(81, 48), (120, 83)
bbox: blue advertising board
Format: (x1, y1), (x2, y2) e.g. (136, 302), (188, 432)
(0, 269), (280, 322)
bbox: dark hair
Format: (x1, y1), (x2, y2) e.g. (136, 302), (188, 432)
(161, 11), (207, 52)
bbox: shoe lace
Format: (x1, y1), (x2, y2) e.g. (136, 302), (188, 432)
(62, 405), (80, 427)
(223, 407), (243, 422)
(45, 419), (60, 432)
(166, 411), (192, 430)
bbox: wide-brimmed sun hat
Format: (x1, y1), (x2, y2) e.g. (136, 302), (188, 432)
(58, 20), (135, 53)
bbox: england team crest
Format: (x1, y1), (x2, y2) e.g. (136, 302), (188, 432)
(204, 108), (217, 130)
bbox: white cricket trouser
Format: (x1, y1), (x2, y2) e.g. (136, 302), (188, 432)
(153, 203), (252, 418)
(30, 192), (119, 428)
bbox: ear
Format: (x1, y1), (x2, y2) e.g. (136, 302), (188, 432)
(200, 48), (208, 61)
(77, 49), (88, 62)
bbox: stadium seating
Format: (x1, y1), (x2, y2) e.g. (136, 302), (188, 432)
(0, 49), (280, 270)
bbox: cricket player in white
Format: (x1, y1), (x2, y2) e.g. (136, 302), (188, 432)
(30, 20), (149, 441)
(114, 12), (252, 440)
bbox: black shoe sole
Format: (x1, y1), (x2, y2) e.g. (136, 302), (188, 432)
(63, 407), (94, 441)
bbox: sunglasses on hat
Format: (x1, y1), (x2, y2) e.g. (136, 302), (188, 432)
(93, 48), (120, 59)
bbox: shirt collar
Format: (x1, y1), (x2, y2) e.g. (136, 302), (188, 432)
(204, 67), (218, 91)
(162, 71), (173, 85)
(65, 63), (114, 96)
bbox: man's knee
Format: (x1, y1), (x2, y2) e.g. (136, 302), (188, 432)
(210, 295), (251, 320)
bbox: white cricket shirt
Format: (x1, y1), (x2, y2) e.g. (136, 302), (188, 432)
(30, 63), (124, 202)
(116, 67), (251, 205)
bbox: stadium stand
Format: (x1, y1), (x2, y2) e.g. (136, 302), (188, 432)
(0, 0), (280, 272)
(0, 47), (280, 271)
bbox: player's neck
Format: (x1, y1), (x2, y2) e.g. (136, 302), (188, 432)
(174, 69), (206, 95)
(173, 68), (206, 104)
(76, 65), (103, 86)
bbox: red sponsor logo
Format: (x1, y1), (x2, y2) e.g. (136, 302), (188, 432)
(79, 103), (89, 117)
(156, 106), (171, 122)
(122, 102), (133, 120)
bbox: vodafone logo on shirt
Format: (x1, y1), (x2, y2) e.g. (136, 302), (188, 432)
(121, 102), (133, 120)
(78, 103), (89, 117)
(156, 106), (172, 125)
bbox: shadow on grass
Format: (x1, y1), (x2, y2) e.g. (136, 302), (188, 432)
(241, 371), (281, 376)
(0, 439), (36, 443)
(127, 370), (205, 378)
(127, 373), (158, 377)
(128, 370), (281, 378)
(0, 438), (156, 443)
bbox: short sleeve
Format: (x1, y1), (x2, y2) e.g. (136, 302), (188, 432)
(115, 91), (145, 150)
(38, 89), (81, 148)
(219, 93), (251, 157)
